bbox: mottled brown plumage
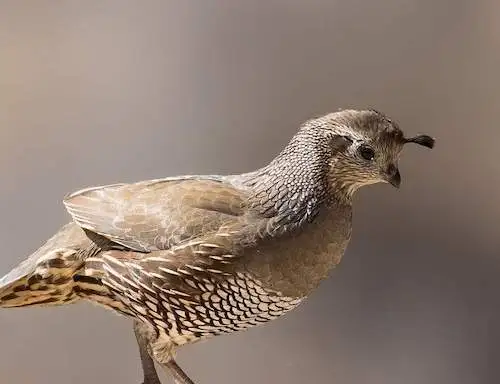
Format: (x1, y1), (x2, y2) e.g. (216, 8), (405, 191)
(0, 109), (434, 384)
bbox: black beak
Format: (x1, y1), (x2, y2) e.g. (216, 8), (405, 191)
(389, 170), (401, 188)
(386, 164), (401, 188)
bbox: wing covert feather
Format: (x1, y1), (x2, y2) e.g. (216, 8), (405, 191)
(63, 177), (249, 252)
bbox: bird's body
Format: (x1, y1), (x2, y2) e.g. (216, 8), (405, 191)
(0, 109), (434, 383)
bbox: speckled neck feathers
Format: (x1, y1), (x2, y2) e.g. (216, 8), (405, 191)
(230, 125), (352, 234)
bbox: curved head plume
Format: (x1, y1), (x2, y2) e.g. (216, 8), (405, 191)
(404, 134), (435, 149)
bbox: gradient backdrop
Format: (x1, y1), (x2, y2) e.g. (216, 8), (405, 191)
(0, 1), (498, 384)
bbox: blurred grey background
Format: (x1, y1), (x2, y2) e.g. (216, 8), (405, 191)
(0, 1), (498, 383)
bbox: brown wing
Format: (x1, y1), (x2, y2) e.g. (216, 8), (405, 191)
(63, 176), (248, 252)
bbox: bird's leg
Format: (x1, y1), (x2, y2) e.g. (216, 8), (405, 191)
(133, 321), (162, 384)
(164, 359), (195, 384)
(134, 320), (196, 384)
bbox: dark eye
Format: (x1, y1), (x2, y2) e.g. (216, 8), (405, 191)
(358, 145), (375, 161)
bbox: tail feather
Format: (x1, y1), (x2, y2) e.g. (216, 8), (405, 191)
(0, 222), (88, 308)
(0, 248), (83, 308)
(1, 222), (131, 316)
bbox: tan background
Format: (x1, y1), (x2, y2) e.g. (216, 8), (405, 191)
(0, 1), (498, 383)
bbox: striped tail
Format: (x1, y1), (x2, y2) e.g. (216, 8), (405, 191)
(0, 222), (132, 316)
(0, 222), (91, 308)
(0, 247), (83, 308)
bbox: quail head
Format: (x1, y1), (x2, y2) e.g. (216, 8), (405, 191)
(0, 109), (434, 384)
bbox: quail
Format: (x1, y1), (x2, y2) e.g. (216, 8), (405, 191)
(0, 109), (434, 384)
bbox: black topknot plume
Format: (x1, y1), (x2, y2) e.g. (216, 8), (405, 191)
(404, 134), (435, 149)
